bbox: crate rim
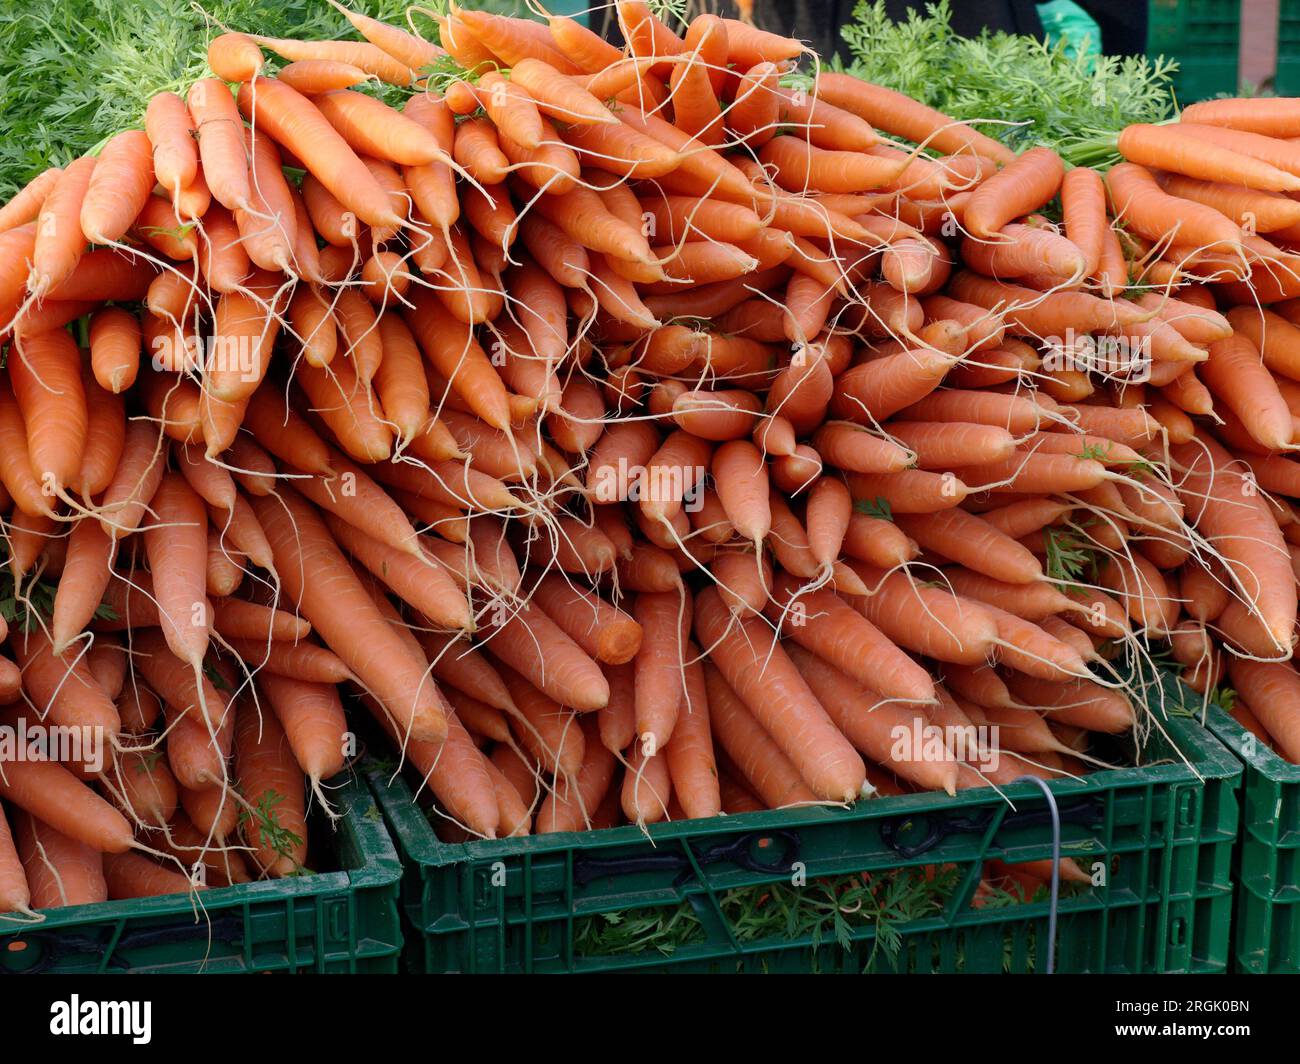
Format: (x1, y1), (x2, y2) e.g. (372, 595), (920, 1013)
(1204, 703), (1300, 784)
(0, 769), (403, 935)
(369, 710), (1237, 869)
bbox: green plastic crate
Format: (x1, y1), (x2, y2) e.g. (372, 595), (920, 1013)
(0, 772), (403, 973)
(368, 714), (1239, 974)
(1147, 0), (1241, 102)
(1278, 1), (1300, 95)
(1204, 706), (1300, 973)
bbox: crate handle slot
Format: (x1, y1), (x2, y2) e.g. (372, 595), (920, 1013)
(880, 796), (1103, 859)
(573, 831), (801, 887)
(0, 914), (244, 975)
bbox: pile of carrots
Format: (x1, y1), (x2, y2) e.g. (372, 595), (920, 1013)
(3, 1), (1300, 918)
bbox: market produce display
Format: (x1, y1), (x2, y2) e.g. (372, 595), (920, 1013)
(1, 0), (1299, 919)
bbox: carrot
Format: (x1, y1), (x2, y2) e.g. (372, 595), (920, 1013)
(249, 34), (413, 84)
(234, 699), (307, 876)
(887, 420), (1016, 469)
(236, 78), (402, 229)
(0, 166), (61, 234)
(49, 519), (115, 653)
(844, 468), (968, 513)
(102, 851), (196, 900)
(1174, 434), (1296, 648)
(186, 78), (251, 212)
(15, 812), (107, 908)
(11, 624), (121, 738)
(206, 30), (263, 81)
(1106, 162), (1240, 249)
(814, 72), (1014, 164)
(10, 328), (87, 500)
(326, 0), (440, 70)
(770, 575), (935, 702)
(275, 56), (369, 93)
(536, 716), (617, 833)
(850, 563), (1000, 664)
(252, 489), (448, 741)
(897, 508), (1043, 584)
(831, 349), (957, 424)
(702, 662), (817, 808)
(27, 155), (95, 294)
(0, 752), (133, 853)
(1006, 674), (1135, 733)
(631, 589), (691, 753)
(962, 147), (1064, 239)
(788, 646), (958, 794)
(416, 632), (513, 715)
(325, 514), (470, 631)
(104, 748), (178, 829)
(139, 473), (209, 668)
(79, 131), (154, 244)
(1200, 335), (1293, 450)
(1162, 173), (1300, 232)
(1120, 123), (1300, 192)
(695, 587), (866, 801)
(805, 476), (852, 570)
(949, 271), (1147, 335)
(497, 664), (585, 777)
(0, 805), (30, 913)
(530, 575), (643, 665)
(1226, 659), (1300, 760)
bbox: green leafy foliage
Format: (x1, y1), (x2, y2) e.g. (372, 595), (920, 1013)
(237, 786), (304, 864)
(574, 867), (966, 971)
(1043, 524), (1100, 591)
(0, 564), (116, 633)
(838, 0), (1176, 161)
(853, 496), (893, 521)
(0, 0), (527, 198)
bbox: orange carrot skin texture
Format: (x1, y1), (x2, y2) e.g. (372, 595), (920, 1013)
(0, 166), (61, 234)
(964, 147), (1065, 239)
(789, 646), (958, 795)
(235, 700), (308, 876)
(814, 72), (1014, 164)
(1227, 660), (1300, 761)
(622, 739), (672, 825)
(80, 130), (155, 243)
(144, 473), (211, 667)
(695, 588), (866, 802)
(187, 78), (251, 211)
(29, 155), (96, 294)
(251, 489), (448, 744)
(11, 328), (87, 494)
(104, 851), (198, 900)
(537, 716), (618, 833)
(258, 671), (348, 780)
(1172, 434), (1297, 653)
(145, 91), (197, 195)
(16, 813), (108, 908)
(1120, 123), (1300, 192)
(531, 576), (643, 665)
(703, 663), (817, 808)
(770, 576), (935, 702)
(208, 31), (264, 81)
(0, 805), (30, 912)
(0, 751), (133, 853)
(633, 590), (691, 753)
(11, 626), (121, 737)
(236, 78), (402, 229)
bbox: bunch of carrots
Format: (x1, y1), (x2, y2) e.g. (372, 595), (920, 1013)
(2, 0), (1300, 919)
